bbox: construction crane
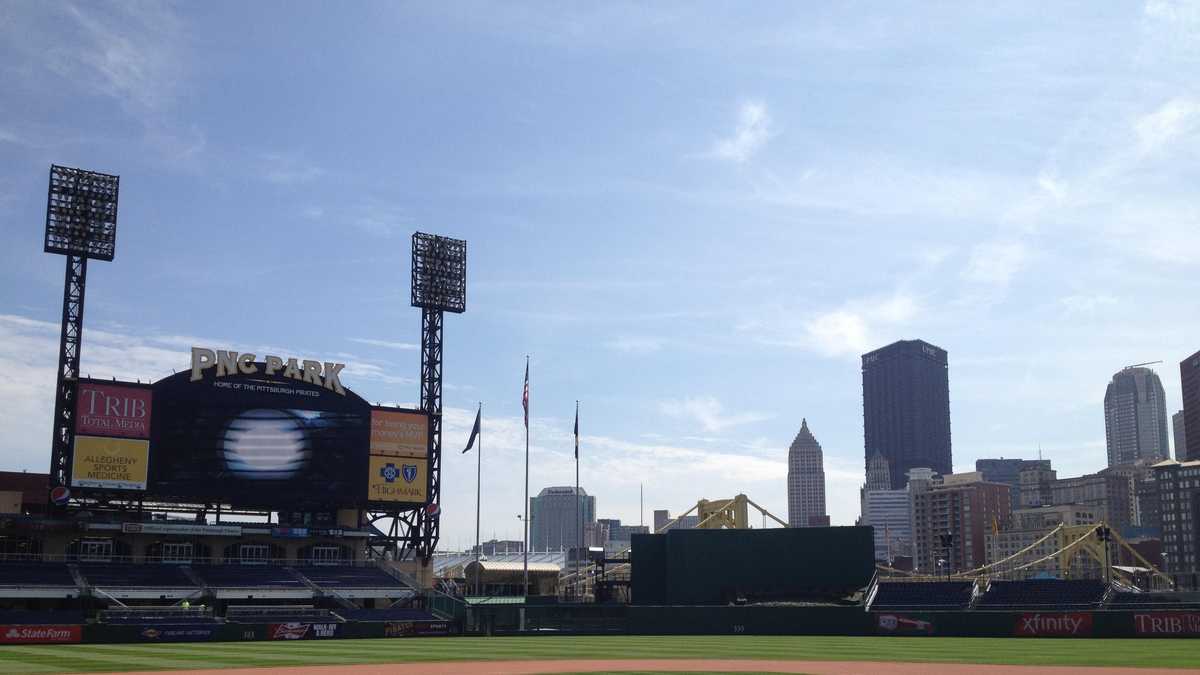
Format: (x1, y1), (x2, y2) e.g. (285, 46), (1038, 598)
(1123, 360), (1163, 370)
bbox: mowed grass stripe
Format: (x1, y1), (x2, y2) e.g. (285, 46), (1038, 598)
(1, 635), (1198, 673)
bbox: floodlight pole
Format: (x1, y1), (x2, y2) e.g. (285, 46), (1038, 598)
(43, 165), (120, 494)
(416, 306), (444, 562)
(49, 254), (88, 488)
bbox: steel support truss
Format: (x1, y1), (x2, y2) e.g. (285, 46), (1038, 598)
(370, 308), (443, 564)
(49, 255), (88, 488)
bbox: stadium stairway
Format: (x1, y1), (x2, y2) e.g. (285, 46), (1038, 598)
(289, 568), (359, 611)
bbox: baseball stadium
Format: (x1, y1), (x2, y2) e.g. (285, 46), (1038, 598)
(0, 166), (1197, 674)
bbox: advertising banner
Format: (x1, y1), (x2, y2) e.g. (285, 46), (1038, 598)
(876, 613), (935, 635)
(1134, 612), (1200, 636)
(75, 382), (152, 438)
(71, 436), (149, 490)
(1014, 612), (1093, 637)
(369, 410), (428, 458)
(0, 625), (81, 644)
(383, 621), (454, 637)
(268, 622), (340, 640)
(138, 626), (215, 642)
(367, 455), (428, 503)
(121, 523), (242, 537)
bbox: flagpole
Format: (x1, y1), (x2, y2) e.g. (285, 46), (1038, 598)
(575, 400), (580, 600)
(474, 402), (482, 597)
(522, 356), (530, 602)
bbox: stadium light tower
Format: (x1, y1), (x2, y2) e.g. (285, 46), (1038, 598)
(405, 232), (466, 563)
(43, 165), (120, 492)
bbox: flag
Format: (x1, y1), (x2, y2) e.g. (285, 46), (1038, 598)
(462, 405), (481, 453)
(522, 360), (529, 429)
(573, 402), (579, 460)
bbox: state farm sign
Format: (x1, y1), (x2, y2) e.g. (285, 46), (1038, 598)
(1134, 612), (1200, 636)
(1014, 612), (1093, 637)
(0, 625), (81, 644)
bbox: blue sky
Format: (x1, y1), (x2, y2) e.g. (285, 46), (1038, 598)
(1, 2), (1198, 549)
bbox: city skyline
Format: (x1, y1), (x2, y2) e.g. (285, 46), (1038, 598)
(1, 4), (1199, 548)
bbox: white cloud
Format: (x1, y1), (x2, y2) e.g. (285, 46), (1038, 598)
(1135, 98), (1200, 154)
(748, 292), (920, 359)
(603, 336), (665, 354)
(710, 101), (772, 163)
(1060, 294), (1118, 314)
(350, 202), (412, 237)
(349, 338), (420, 351)
(657, 396), (770, 433)
(962, 240), (1028, 286)
(56, 3), (185, 113)
(803, 310), (871, 357)
(261, 153), (325, 185)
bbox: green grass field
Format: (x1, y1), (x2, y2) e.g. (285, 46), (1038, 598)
(0, 635), (1196, 673)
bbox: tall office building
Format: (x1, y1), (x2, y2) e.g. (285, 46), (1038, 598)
(911, 472), (1011, 574)
(1182, 351), (1200, 462)
(1104, 366), (1170, 467)
(787, 419), (828, 528)
(862, 339), (952, 489)
(1175, 411), (1188, 463)
(529, 486), (595, 552)
(1154, 458), (1200, 589)
(864, 451), (892, 491)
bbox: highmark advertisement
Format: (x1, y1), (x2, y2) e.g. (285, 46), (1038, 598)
(71, 435), (149, 490)
(367, 454), (427, 503)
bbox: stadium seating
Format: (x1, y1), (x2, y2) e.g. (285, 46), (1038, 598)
(193, 566), (303, 588)
(0, 562), (77, 587)
(225, 606), (341, 623)
(100, 607), (220, 624)
(869, 581), (975, 610)
(297, 565), (407, 589)
(79, 564), (196, 588)
(337, 607), (438, 622)
(1107, 591), (1191, 609)
(977, 579), (1106, 608)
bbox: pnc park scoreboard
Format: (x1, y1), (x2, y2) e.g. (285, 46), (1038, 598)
(64, 346), (431, 511)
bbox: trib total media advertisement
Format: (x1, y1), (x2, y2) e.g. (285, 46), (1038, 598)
(68, 347), (429, 510)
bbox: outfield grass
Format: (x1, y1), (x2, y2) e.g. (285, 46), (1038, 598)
(0, 635), (1196, 673)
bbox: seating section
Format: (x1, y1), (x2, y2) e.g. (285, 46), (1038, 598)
(337, 607), (437, 622)
(1108, 592), (1188, 608)
(0, 563), (76, 587)
(225, 606), (340, 623)
(79, 564), (196, 588)
(194, 566), (303, 588)
(0, 609), (85, 624)
(977, 580), (1106, 608)
(100, 607), (220, 625)
(298, 565), (407, 589)
(870, 582), (975, 610)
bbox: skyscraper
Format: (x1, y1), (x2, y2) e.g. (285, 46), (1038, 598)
(1104, 366), (1170, 467)
(1174, 410), (1188, 463)
(862, 339), (952, 489)
(1182, 350), (1200, 462)
(787, 419), (828, 528)
(529, 486), (595, 551)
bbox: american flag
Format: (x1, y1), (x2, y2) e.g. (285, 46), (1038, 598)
(522, 360), (529, 429)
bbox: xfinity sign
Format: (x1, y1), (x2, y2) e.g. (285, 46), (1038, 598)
(190, 347), (346, 395)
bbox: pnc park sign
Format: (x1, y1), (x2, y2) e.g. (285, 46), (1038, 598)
(190, 347), (347, 395)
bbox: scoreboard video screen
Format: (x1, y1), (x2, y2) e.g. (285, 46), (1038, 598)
(70, 351), (430, 510)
